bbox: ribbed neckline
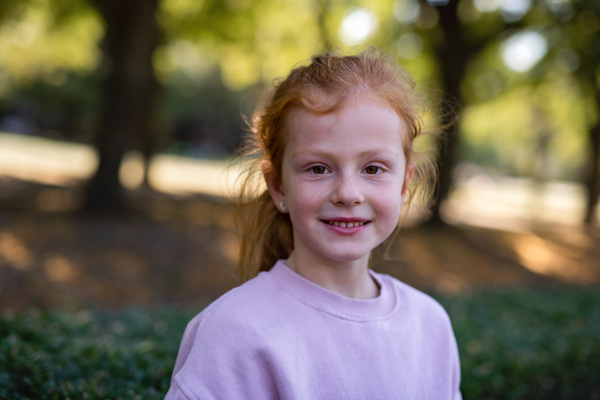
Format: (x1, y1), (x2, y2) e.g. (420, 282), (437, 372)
(265, 260), (399, 322)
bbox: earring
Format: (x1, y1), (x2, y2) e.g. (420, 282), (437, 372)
(279, 200), (286, 212)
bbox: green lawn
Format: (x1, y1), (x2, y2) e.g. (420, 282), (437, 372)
(1, 288), (598, 400)
(437, 288), (600, 399)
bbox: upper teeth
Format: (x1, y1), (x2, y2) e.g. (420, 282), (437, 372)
(327, 221), (365, 228)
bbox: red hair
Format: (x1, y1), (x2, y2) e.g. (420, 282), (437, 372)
(235, 49), (436, 282)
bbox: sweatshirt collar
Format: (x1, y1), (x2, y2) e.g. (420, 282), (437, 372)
(266, 260), (398, 322)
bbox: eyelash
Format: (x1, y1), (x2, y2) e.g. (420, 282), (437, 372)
(309, 165), (384, 175)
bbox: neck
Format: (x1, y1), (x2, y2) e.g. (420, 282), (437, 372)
(285, 252), (379, 299)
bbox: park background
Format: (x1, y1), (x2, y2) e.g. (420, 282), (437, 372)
(0, 0), (599, 398)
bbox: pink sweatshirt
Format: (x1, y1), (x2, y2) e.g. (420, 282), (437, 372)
(166, 261), (462, 399)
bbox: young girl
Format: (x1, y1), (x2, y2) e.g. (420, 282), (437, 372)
(165, 50), (462, 399)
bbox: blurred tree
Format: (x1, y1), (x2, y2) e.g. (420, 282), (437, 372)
(0, 0), (158, 213)
(424, 0), (509, 224)
(564, 3), (600, 225)
(458, 0), (600, 225)
(429, 0), (472, 225)
(82, 0), (160, 213)
(420, 0), (600, 226)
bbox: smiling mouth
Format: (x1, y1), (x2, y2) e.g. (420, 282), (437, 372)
(325, 221), (368, 228)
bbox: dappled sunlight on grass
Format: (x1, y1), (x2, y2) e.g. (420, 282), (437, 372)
(511, 233), (600, 284)
(0, 133), (96, 186)
(442, 173), (594, 231)
(384, 224), (600, 295)
(0, 132), (242, 197)
(148, 154), (242, 197)
(0, 209), (238, 312)
(43, 254), (77, 283)
(0, 231), (33, 270)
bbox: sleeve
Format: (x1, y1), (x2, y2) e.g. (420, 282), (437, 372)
(450, 314), (462, 400)
(164, 304), (281, 400)
(453, 345), (462, 400)
(164, 379), (192, 400)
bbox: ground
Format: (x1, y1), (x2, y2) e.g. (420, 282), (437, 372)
(0, 176), (599, 312)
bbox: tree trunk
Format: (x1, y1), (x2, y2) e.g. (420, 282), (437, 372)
(428, 0), (470, 225)
(83, 0), (159, 214)
(584, 116), (600, 225)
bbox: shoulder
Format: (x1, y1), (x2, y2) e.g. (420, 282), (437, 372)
(169, 271), (290, 391)
(191, 271), (286, 337)
(168, 273), (289, 400)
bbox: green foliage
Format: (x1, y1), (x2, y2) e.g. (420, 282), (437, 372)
(0, 0), (101, 91)
(437, 288), (600, 400)
(0, 307), (197, 399)
(1, 289), (599, 399)
(460, 75), (590, 179)
(0, 70), (101, 140)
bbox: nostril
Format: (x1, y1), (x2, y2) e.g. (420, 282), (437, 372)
(331, 179), (364, 206)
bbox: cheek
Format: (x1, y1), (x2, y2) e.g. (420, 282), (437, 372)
(373, 182), (405, 215)
(286, 184), (328, 228)
(289, 184), (322, 211)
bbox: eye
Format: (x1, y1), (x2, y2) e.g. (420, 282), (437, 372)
(364, 165), (382, 175)
(311, 166), (329, 174)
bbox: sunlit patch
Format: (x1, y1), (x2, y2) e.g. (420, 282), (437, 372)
(44, 254), (76, 282)
(0, 232), (32, 269)
(514, 235), (598, 284)
(219, 232), (239, 263)
(396, 32), (424, 60)
(339, 8), (378, 45)
(149, 154), (242, 197)
(499, 0), (532, 21)
(435, 274), (467, 295)
(0, 133), (97, 186)
(120, 151), (145, 190)
(0, 132), (246, 198)
(393, 0), (420, 24)
(501, 30), (548, 73)
(473, 0), (502, 13)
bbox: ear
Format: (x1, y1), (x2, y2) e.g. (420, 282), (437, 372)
(401, 161), (416, 199)
(262, 160), (287, 213)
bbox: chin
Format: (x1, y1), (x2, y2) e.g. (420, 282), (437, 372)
(322, 250), (371, 263)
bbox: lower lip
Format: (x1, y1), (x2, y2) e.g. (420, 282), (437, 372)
(322, 221), (370, 236)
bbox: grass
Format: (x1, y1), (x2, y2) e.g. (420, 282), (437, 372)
(437, 288), (600, 399)
(1, 288), (599, 400)
(0, 307), (195, 400)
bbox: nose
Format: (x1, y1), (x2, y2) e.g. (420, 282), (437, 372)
(330, 174), (364, 206)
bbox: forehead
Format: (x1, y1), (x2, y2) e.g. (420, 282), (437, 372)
(283, 100), (406, 156)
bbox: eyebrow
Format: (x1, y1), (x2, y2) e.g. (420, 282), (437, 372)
(291, 148), (402, 159)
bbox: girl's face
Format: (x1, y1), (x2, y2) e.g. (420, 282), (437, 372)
(266, 99), (415, 265)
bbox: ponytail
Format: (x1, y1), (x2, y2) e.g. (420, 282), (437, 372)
(236, 191), (293, 282)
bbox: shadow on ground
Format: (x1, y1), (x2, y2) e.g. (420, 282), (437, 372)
(1, 176), (599, 312)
